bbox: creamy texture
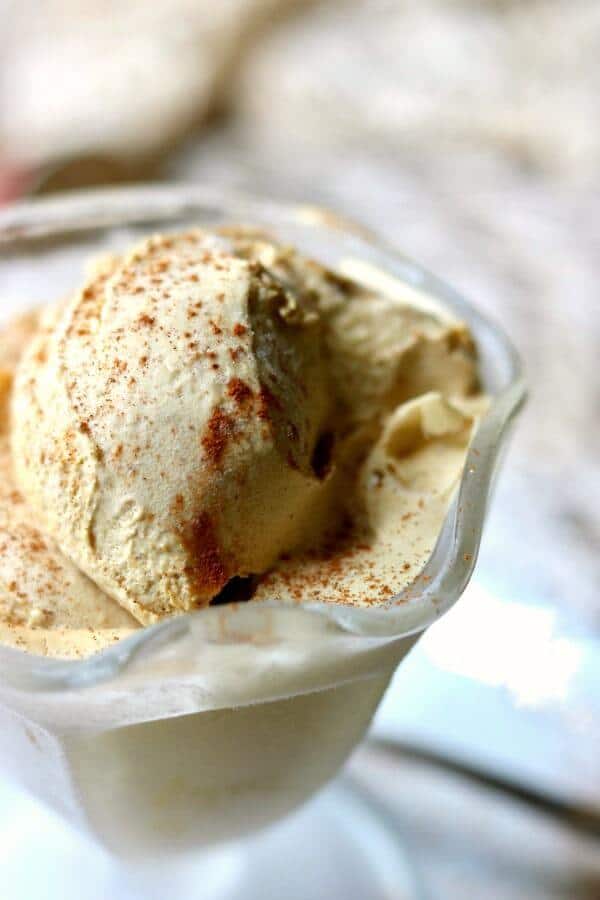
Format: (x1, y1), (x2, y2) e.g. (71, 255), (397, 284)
(12, 232), (332, 625)
(235, 234), (478, 430)
(0, 313), (136, 655)
(2, 227), (487, 657)
(254, 391), (487, 606)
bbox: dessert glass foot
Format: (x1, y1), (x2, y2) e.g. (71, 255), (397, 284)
(0, 775), (423, 900)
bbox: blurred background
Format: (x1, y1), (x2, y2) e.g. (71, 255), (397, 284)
(0, 1), (599, 898)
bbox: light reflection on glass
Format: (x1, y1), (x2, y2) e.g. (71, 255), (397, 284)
(421, 584), (584, 707)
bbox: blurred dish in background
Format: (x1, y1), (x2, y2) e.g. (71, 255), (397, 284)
(0, 0), (306, 191)
(2, 1), (599, 191)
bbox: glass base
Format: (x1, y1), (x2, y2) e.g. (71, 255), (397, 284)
(0, 778), (421, 899)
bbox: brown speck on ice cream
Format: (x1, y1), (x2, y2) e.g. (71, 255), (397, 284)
(182, 512), (229, 597)
(227, 378), (253, 406)
(201, 406), (235, 465)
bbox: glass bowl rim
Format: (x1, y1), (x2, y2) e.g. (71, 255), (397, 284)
(0, 183), (526, 692)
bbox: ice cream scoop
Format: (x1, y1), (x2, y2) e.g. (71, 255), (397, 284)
(11, 231), (333, 625)
(6, 224), (488, 651)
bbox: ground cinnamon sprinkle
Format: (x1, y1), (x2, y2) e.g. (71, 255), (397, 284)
(255, 512), (412, 606)
(149, 259), (169, 274)
(182, 512), (228, 594)
(138, 313), (156, 328)
(171, 493), (185, 515)
(226, 377), (253, 406)
(201, 406), (234, 465)
(232, 323), (247, 337)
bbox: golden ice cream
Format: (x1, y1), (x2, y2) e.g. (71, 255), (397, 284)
(0, 313), (136, 656)
(2, 227), (487, 656)
(12, 232), (332, 625)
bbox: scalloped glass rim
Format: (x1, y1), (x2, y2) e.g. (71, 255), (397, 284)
(0, 185), (526, 693)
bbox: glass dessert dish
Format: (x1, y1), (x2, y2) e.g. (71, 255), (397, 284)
(0, 186), (525, 889)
